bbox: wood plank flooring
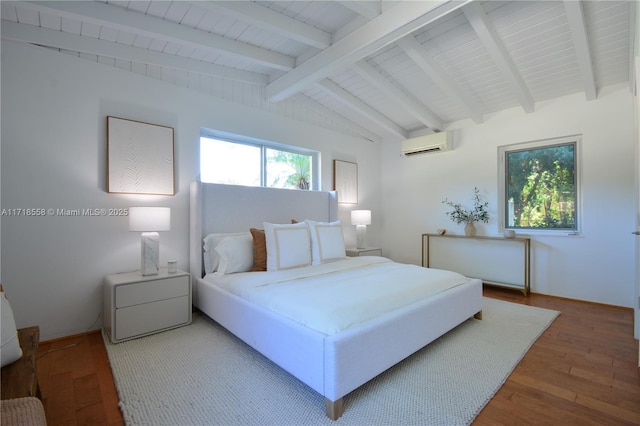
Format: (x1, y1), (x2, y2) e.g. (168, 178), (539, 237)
(475, 288), (640, 425)
(35, 287), (639, 425)
(37, 331), (123, 425)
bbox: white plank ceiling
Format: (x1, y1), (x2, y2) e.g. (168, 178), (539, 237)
(1, 1), (635, 142)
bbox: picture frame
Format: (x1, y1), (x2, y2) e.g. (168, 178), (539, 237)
(333, 160), (358, 204)
(107, 116), (175, 195)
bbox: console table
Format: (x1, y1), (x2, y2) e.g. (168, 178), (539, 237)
(422, 233), (530, 295)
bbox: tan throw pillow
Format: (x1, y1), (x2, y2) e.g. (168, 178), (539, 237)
(249, 228), (267, 271)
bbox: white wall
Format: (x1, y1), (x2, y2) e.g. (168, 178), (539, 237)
(0, 40), (382, 340)
(381, 85), (635, 308)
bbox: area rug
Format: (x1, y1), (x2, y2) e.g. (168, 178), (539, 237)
(104, 297), (559, 426)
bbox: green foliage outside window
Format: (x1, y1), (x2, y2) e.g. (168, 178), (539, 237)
(200, 136), (315, 191)
(267, 149), (311, 190)
(505, 142), (576, 230)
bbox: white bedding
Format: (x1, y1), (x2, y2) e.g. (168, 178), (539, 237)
(190, 182), (484, 419)
(203, 256), (472, 335)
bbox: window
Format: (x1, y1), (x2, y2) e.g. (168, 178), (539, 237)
(200, 132), (318, 190)
(498, 135), (580, 235)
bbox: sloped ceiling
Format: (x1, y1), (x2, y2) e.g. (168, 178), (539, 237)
(1, 1), (636, 142)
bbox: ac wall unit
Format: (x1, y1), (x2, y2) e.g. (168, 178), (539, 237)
(401, 131), (451, 156)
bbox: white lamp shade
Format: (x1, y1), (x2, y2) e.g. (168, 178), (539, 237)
(129, 207), (171, 232)
(351, 210), (371, 226)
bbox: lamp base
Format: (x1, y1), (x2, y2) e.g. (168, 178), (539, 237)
(141, 232), (159, 276)
(356, 225), (367, 249)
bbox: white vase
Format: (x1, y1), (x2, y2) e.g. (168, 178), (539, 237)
(464, 222), (476, 237)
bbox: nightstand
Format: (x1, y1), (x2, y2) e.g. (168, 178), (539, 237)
(103, 269), (191, 343)
(346, 247), (382, 257)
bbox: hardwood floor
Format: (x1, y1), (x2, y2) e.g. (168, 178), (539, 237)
(35, 287), (639, 425)
(37, 331), (123, 425)
(475, 287), (640, 425)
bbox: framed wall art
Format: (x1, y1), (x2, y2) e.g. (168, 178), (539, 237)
(333, 160), (358, 204)
(107, 116), (175, 195)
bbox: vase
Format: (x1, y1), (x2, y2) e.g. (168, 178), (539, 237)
(464, 222), (476, 237)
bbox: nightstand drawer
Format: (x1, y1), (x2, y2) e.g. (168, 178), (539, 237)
(115, 276), (189, 308)
(104, 269), (192, 343)
(115, 295), (190, 340)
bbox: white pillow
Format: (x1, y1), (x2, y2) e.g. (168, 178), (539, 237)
(1, 291), (22, 367)
(203, 232), (250, 274)
(215, 234), (254, 275)
(305, 220), (346, 265)
(263, 222), (312, 271)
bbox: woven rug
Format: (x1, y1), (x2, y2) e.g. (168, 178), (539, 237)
(104, 297), (559, 425)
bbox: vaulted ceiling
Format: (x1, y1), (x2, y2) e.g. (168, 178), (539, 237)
(1, 1), (636, 142)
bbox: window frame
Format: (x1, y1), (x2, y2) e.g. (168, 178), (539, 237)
(200, 129), (320, 191)
(498, 135), (582, 236)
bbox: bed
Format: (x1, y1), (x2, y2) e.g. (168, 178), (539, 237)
(189, 182), (483, 420)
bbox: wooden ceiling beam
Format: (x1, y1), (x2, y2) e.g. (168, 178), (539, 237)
(336, 1), (381, 20)
(317, 79), (409, 139)
(396, 35), (484, 124)
(563, 1), (597, 101)
(292, 94), (382, 143)
(463, 2), (535, 113)
(352, 60), (444, 130)
(1, 21), (269, 85)
(199, 1), (331, 50)
(266, 1), (470, 102)
(23, 1), (295, 71)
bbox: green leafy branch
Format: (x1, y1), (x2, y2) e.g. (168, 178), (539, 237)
(442, 187), (489, 225)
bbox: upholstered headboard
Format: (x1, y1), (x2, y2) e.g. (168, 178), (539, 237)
(189, 181), (338, 281)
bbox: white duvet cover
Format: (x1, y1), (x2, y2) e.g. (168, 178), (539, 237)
(204, 257), (472, 335)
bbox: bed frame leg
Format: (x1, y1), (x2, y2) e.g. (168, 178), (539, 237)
(474, 310), (483, 320)
(325, 397), (344, 420)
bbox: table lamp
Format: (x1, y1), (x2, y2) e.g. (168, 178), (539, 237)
(351, 210), (371, 249)
(129, 207), (171, 275)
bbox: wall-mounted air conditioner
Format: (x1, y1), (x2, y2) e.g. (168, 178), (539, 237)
(401, 131), (452, 156)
